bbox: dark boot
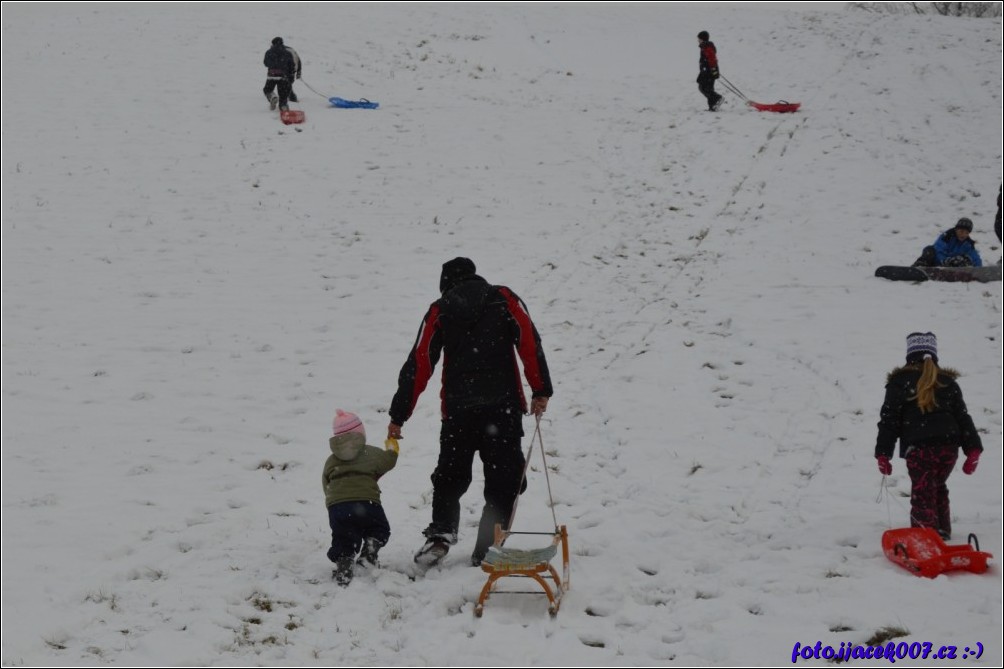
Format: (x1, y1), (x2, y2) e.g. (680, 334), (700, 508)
(912, 246), (938, 268)
(414, 527), (455, 565)
(332, 557), (354, 586)
(414, 537), (450, 566)
(357, 537), (384, 567)
(474, 505), (505, 564)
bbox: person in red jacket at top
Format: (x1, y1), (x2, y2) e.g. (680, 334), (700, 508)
(387, 258), (554, 567)
(697, 30), (723, 112)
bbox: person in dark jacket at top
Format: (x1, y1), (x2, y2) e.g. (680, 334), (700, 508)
(874, 332), (983, 540)
(263, 36), (297, 111)
(912, 217), (983, 268)
(387, 257), (553, 567)
(697, 30), (723, 112)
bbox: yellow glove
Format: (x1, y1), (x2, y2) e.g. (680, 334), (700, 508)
(385, 438), (400, 454)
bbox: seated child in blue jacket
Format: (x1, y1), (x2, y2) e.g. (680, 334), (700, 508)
(323, 410), (399, 585)
(913, 218), (983, 268)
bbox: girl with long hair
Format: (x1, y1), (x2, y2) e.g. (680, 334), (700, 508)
(874, 332), (983, 539)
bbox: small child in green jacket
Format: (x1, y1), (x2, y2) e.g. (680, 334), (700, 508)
(323, 409), (399, 585)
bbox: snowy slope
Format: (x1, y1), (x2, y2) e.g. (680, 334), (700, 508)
(2, 3), (1001, 665)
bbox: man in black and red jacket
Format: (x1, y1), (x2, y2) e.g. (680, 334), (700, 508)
(388, 257), (553, 566)
(697, 30), (723, 112)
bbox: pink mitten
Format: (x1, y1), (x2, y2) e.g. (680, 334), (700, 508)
(962, 451), (980, 475)
(877, 456), (892, 476)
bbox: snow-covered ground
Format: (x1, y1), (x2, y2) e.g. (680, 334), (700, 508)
(2, 3), (1001, 665)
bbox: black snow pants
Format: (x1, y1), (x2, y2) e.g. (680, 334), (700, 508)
(697, 71), (722, 111)
(426, 405), (527, 557)
(263, 78), (292, 108)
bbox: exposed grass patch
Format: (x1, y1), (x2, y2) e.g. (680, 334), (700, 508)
(864, 625), (909, 646)
(249, 592), (273, 612)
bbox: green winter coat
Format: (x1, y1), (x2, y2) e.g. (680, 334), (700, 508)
(322, 432), (398, 507)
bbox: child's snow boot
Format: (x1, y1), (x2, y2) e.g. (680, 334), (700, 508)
(358, 537), (383, 568)
(332, 557), (354, 586)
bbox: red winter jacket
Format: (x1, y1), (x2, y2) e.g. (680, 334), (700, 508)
(699, 40), (718, 73)
(389, 276), (552, 424)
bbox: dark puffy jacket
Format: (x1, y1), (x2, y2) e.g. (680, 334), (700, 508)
(263, 44), (295, 79)
(875, 365), (983, 459)
(389, 276), (552, 424)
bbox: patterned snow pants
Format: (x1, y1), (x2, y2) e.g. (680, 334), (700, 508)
(905, 444), (959, 539)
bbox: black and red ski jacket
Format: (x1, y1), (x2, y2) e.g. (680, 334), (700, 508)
(389, 276), (553, 425)
(699, 40), (718, 73)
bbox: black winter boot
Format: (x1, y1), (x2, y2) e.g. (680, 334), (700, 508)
(332, 557), (354, 586)
(357, 537), (384, 567)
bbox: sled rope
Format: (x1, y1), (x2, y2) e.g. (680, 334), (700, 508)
(877, 475), (895, 528)
(505, 415), (558, 542)
(719, 75), (749, 102)
(299, 78), (332, 100)
(878, 474), (927, 529)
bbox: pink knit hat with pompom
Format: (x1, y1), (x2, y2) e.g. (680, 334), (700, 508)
(333, 409), (366, 438)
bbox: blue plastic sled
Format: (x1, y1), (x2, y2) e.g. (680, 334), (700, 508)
(329, 97), (379, 109)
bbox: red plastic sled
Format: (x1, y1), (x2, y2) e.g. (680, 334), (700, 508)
(280, 110), (305, 125)
(882, 528), (992, 578)
(748, 100), (801, 113)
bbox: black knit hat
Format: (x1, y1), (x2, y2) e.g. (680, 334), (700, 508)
(698, 31), (709, 41)
(440, 257), (476, 294)
(955, 217), (973, 232)
(272, 36), (284, 46)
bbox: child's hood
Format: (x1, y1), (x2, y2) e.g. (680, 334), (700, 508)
(329, 432), (366, 461)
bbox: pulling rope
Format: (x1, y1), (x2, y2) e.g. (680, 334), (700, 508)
(502, 415), (558, 546)
(298, 78), (332, 100)
(877, 475), (896, 529)
(536, 417), (559, 530)
(878, 473), (926, 529)
(718, 75), (750, 103)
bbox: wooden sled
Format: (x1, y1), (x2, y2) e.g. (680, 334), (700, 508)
(474, 524), (570, 617)
(882, 527), (992, 578)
